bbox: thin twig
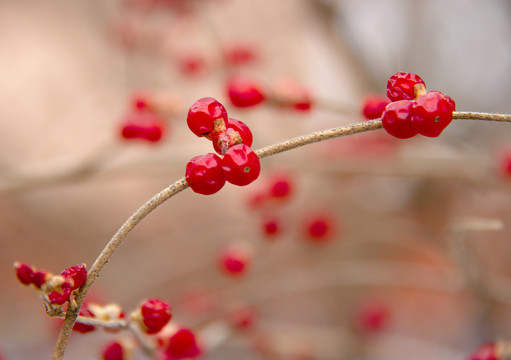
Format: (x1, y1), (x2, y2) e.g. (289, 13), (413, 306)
(452, 111), (511, 122)
(51, 111), (510, 359)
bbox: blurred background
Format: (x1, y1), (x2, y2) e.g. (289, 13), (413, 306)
(1, 0), (511, 359)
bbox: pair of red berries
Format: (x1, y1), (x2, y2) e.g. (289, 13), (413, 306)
(120, 94), (167, 143)
(381, 72), (456, 139)
(102, 327), (201, 360)
(185, 97), (260, 195)
(227, 75), (313, 111)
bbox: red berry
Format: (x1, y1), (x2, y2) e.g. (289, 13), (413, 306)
(165, 328), (201, 360)
(354, 300), (390, 334)
(102, 341), (124, 360)
(221, 144), (261, 186)
(178, 53), (206, 77)
(268, 174), (292, 199)
(223, 43), (258, 67)
(212, 118), (253, 155)
(186, 97), (228, 137)
(219, 245), (250, 276)
(272, 77), (313, 112)
(120, 110), (166, 143)
(131, 92), (151, 111)
(262, 216), (280, 238)
(498, 149), (511, 177)
(433, 90), (456, 111)
(14, 262), (34, 286)
(361, 95), (390, 120)
(30, 269), (51, 289)
(410, 91), (454, 137)
(228, 119), (253, 147)
(247, 190), (268, 210)
(381, 100), (418, 139)
(61, 264), (87, 290)
(140, 298), (172, 334)
(228, 306), (258, 330)
(468, 342), (500, 360)
(304, 213), (336, 243)
(185, 153), (226, 195)
(227, 75), (265, 108)
(48, 279), (73, 305)
(387, 72), (426, 101)
(73, 307), (96, 333)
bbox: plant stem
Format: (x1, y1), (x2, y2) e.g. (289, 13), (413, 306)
(50, 111), (510, 359)
(453, 111), (511, 122)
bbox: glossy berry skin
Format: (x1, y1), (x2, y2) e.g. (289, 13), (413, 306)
(61, 264), (87, 290)
(185, 153), (226, 195)
(468, 343), (499, 360)
(221, 144), (261, 186)
(227, 75), (265, 108)
(140, 298), (172, 334)
(381, 100), (418, 139)
(410, 91), (455, 137)
(361, 95), (390, 120)
(102, 341), (124, 360)
(387, 72), (426, 101)
(120, 111), (166, 143)
(187, 97), (228, 137)
(212, 118), (253, 155)
(165, 328), (201, 360)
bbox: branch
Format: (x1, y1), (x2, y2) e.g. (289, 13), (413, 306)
(51, 111), (511, 359)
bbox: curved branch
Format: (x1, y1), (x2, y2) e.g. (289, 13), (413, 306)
(51, 111), (510, 359)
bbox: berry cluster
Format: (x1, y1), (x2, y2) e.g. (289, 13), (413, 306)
(14, 261), (201, 359)
(101, 326), (201, 360)
(381, 72), (456, 139)
(15, 262), (87, 306)
(185, 97), (261, 195)
(119, 93), (167, 143)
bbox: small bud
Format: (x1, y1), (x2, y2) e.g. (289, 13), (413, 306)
(14, 262), (34, 286)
